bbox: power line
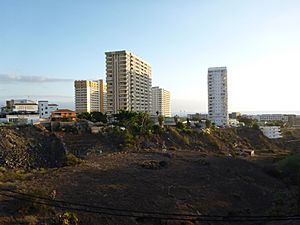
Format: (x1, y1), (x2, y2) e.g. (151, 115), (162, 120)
(0, 188), (201, 218)
(1, 189), (300, 222)
(0, 192), (222, 222)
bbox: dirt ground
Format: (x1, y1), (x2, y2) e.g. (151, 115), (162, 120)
(0, 150), (298, 225)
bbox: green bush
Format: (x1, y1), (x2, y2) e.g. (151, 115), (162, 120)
(140, 160), (168, 170)
(0, 166), (7, 173)
(182, 136), (190, 145)
(58, 211), (79, 225)
(152, 124), (163, 134)
(180, 127), (193, 134)
(65, 153), (82, 166)
(277, 155), (300, 183)
(176, 121), (185, 130)
(0, 169), (32, 182)
(169, 127), (181, 139)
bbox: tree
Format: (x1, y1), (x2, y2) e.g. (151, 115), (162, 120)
(205, 119), (212, 128)
(187, 118), (191, 127)
(77, 112), (92, 121)
(113, 111), (155, 150)
(252, 123), (260, 129)
(90, 112), (107, 123)
(265, 120), (285, 128)
(238, 117), (257, 127)
(176, 121), (185, 130)
(113, 110), (137, 127)
(113, 110), (153, 136)
(158, 115), (164, 127)
(174, 115), (179, 124)
(130, 112), (153, 136)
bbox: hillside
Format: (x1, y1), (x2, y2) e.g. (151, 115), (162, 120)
(0, 125), (66, 169)
(0, 125), (299, 225)
(0, 151), (298, 225)
(61, 127), (287, 157)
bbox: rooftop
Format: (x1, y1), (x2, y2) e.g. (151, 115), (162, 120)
(52, 109), (75, 113)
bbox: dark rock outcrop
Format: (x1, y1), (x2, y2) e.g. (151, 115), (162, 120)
(0, 125), (66, 169)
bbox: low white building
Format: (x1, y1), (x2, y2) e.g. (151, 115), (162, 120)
(260, 126), (282, 139)
(164, 117), (177, 126)
(6, 99), (38, 113)
(229, 119), (239, 127)
(6, 114), (40, 124)
(244, 114), (289, 122)
(38, 101), (59, 119)
(187, 113), (208, 120)
(3, 99), (40, 124)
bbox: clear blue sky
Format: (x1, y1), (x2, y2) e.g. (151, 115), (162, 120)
(1, 0), (300, 114)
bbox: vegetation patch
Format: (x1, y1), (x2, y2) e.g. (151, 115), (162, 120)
(0, 169), (32, 182)
(140, 160), (168, 170)
(196, 158), (210, 166)
(9, 189), (54, 216)
(276, 155), (300, 184)
(65, 152), (83, 166)
(57, 211), (79, 225)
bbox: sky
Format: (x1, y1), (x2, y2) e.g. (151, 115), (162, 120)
(0, 0), (300, 114)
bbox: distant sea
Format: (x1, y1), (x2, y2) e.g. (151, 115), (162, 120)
(173, 111), (300, 116)
(239, 111), (300, 115)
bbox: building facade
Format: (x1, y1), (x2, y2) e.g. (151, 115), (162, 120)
(244, 114), (289, 122)
(100, 80), (107, 113)
(38, 101), (59, 119)
(6, 99), (38, 113)
(229, 112), (241, 119)
(74, 79), (106, 113)
(151, 86), (171, 117)
(105, 50), (152, 115)
(6, 114), (40, 124)
(292, 115), (300, 128)
(207, 67), (228, 126)
(260, 126), (282, 139)
(3, 99), (39, 124)
(187, 113), (208, 120)
(51, 109), (76, 122)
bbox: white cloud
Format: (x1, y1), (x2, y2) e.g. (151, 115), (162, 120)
(0, 74), (73, 83)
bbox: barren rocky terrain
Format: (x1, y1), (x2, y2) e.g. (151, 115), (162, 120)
(0, 125), (300, 225)
(0, 125), (66, 169)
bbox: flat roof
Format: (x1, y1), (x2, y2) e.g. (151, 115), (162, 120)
(52, 109), (75, 113)
(208, 67), (227, 71)
(14, 103), (37, 105)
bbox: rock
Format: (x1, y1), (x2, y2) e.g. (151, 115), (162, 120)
(0, 125), (66, 169)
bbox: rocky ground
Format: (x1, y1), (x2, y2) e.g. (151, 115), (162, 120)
(0, 126), (299, 225)
(0, 125), (66, 169)
(0, 150), (298, 225)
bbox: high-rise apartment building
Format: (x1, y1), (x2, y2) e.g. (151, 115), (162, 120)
(151, 86), (171, 117)
(98, 80), (107, 113)
(74, 79), (106, 113)
(207, 67), (228, 126)
(105, 50), (152, 115)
